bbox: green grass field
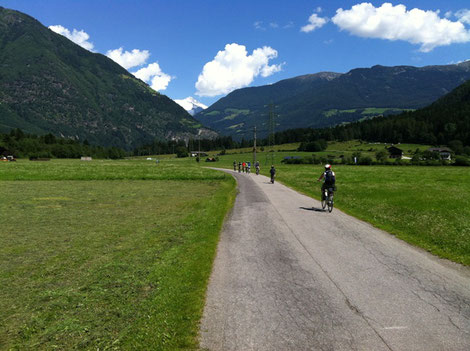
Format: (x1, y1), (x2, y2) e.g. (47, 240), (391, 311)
(213, 149), (470, 266)
(0, 159), (236, 350)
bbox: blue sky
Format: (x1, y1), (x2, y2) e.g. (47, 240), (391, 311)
(2, 0), (470, 109)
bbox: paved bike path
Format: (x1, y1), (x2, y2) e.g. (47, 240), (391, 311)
(200, 169), (470, 351)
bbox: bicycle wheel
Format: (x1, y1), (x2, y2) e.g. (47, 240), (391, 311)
(327, 195), (334, 212)
(321, 196), (326, 210)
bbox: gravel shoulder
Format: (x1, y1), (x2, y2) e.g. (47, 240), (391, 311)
(200, 170), (470, 351)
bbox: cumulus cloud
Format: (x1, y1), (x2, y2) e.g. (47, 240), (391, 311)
(301, 13), (328, 33)
(49, 25), (94, 51)
(332, 3), (470, 52)
(133, 62), (172, 91)
(455, 9), (470, 25)
(105, 47), (172, 91)
(105, 47), (150, 70)
(195, 43), (282, 97)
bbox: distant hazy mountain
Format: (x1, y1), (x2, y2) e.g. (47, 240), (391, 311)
(174, 97), (207, 116)
(0, 7), (214, 150)
(195, 63), (470, 139)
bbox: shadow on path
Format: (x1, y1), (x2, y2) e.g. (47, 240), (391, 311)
(299, 206), (326, 213)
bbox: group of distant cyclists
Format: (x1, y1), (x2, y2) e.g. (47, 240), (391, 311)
(233, 160), (262, 175)
(232, 160), (336, 209)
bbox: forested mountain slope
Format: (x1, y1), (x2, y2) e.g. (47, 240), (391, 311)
(195, 62), (470, 140)
(0, 7), (212, 150)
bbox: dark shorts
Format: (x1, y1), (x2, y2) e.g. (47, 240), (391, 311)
(322, 183), (336, 192)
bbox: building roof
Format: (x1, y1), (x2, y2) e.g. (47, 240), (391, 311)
(387, 146), (403, 154)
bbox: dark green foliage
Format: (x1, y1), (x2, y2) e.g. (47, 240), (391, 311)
(0, 7), (204, 150)
(375, 150), (388, 163)
(1, 129), (126, 159)
(298, 139), (327, 152)
(454, 156), (470, 166)
(175, 146), (188, 158)
(196, 63), (470, 139)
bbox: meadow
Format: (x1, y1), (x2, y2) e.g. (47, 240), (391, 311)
(214, 148), (470, 266)
(0, 159), (235, 350)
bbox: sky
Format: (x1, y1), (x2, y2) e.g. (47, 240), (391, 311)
(2, 0), (470, 109)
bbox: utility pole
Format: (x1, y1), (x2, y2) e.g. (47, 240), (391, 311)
(198, 136), (201, 163)
(253, 126), (257, 166)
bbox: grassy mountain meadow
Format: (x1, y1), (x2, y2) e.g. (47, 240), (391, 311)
(195, 62), (470, 140)
(0, 7), (214, 150)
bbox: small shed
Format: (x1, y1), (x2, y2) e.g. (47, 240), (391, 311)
(428, 148), (452, 160)
(387, 146), (403, 159)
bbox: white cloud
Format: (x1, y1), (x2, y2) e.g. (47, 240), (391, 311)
(316, 7), (323, 13)
(456, 9), (470, 25)
(195, 43), (282, 97)
(49, 25), (94, 51)
(301, 13), (328, 33)
(105, 47), (150, 69)
(332, 3), (470, 52)
(133, 62), (172, 91)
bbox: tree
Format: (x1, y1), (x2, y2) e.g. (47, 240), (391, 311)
(375, 150), (388, 163)
(175, 146), (188, 158)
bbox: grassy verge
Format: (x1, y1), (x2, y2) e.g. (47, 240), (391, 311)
(0, 159), (236, 349)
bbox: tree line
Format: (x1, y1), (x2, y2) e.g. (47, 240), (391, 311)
(0, 129), (127, 159)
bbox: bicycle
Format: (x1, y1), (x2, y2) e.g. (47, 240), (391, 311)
(255, 166), (260, 175)
(321, 187), (334, 213)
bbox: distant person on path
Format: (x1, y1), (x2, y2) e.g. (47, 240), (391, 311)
(255, 161), (260, 175)
(242, 162), (246, 173)
(270, 165), (276, 183)
(247, 162), (251, 173)
(238, 162), (242, 173)
(317, 164), (336, 199)
(233, 161), (237, 171)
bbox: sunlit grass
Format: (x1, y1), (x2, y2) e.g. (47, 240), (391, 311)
(0, 159), (236, 349)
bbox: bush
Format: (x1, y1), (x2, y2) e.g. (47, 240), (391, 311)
(358, 156), (373, 165)
(175, 146), (188, 158)
(375, 150), (388, 163)
(454, 156), (470, 166)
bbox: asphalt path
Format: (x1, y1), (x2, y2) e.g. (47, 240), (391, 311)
(199, 169), (470, 351)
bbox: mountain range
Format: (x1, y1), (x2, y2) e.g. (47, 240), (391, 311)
(0, 7), (214, 150)
(195, 62), (470, 140)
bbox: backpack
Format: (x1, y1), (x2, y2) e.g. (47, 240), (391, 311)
(324, 170), (335, 185)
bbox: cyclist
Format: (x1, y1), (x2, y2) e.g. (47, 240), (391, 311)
(270, 165), (276, 183)
(247, 161), (251, 173)
(255, 161), (260, 175)
(233, 161), (237, 171)
(317, 164), (336, 200)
